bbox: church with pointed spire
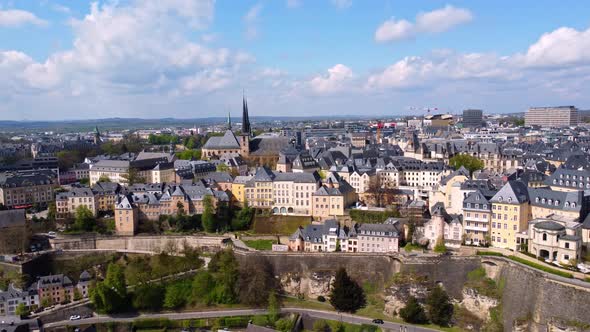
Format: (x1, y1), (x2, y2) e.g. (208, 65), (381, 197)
(201, 94), (292, 168)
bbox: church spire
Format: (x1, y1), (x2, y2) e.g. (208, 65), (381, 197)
(227, 111), (232, 130)
(242, 91), (251, 135)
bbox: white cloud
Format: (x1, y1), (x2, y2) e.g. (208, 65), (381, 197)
(415, 5), (473, 33)
(310, 64), (353, 94)
(244, 3), (263, 40)
(518, 26), (590, 68)
(0, 9), (48, 27)
(331, 0), (352, 10)
(286, 0), (302, 9)
(375, 19), (414, 42)
(0, 0), (247, 97)
(375, 5), (472, 43)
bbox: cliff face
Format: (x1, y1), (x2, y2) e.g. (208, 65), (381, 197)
(236, 252), (590, 331)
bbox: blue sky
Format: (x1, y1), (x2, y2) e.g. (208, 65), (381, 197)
(1, 0), (590, 120)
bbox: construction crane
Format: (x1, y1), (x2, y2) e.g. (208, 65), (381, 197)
(376, 120), (384, 144)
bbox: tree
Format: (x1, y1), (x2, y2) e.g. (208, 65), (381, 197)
(202, 195), (217, 233)
(176, 149), (202, 160)
(209, 249), (239, 304)
(91, 263), (128, 313)
(132, 283), (165, 311)
(426, 286), (453, 326)
(399, 296), (428, 324)
(176, 201), (185, 216)
(238, 256), (279, 306)
(216, 163), (230, 172)
(164, 279), (192, 309)
(41, 297), (52, 308)
(329, 268), (366, 313)
(448, 154), (484, 176)
(191, 271), (215, 305)
(267, 291), (280, 322)
(15, 303), (29, 317)
(231, 202), (254, 231)
(47, 201), (57, 221)
(98, 174), (111, 183)
(121, 167), (146, 185)
(74, 205), (95, 231)
(433, 236), (447, 254)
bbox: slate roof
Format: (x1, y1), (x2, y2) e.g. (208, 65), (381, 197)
(546, 166), (590, 190)
(463, 190), (491, 211)
(202, 130), (241, 150)
(534, 220), (565, 231)
(490, 180), (529, 204)
(249, 136), (292, 156)
(0, 169), (57, 188)
(528, 187), (584, 212)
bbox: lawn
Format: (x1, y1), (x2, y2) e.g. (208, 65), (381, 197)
(251, 215), (311, 235)
(243, 239), (277, 250)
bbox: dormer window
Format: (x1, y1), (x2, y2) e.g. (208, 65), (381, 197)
(560, 174), (563, 178)
(507, 197), (512, 203)
(572, 202), (576, 208)
(565, 202), (570, 207)
(498, 196), (503, 202)
(536, 197), (540, 202)
(555, 200), (559, 206)
(553, 179), (557, 184)
(559, 180), (563, 185)
(483, 204), (487, 209)
(548, 199), (552, 204)
(566, 181), (570, 185)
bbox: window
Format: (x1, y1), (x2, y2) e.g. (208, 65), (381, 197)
(565, 242), (570, 249)
(542, 233), (547, 241)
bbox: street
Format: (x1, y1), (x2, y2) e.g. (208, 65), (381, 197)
(44, 307), (438, 331)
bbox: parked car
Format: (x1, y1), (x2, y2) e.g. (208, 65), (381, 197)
(69, 315), (81, 321)
(47, 231), (57, 238)
(372, 319), (384, 324)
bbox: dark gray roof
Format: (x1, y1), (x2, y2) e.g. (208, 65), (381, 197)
(202, 130), (241, 150)
(529, 188), (583, 212)
(249, 136), (292, 156)
(490, 180), (529, 204)
(534, 221), (565, 231)
(0, 210), (26, 228)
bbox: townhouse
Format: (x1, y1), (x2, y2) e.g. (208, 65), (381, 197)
(489, 181), (531, 250)
(0, 170), (59, 209)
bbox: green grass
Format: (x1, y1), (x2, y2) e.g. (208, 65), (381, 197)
(403, 243), (425, 252)
(251, 215), (311, 234)
(507, 255), (574, 278)
(476, 250), (504, 257)
(243, 239), (276, 250)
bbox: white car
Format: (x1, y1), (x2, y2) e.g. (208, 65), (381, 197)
(47, 231), (57, 238)
(69, 315), (81, 321)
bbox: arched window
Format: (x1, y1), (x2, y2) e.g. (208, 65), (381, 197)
(572, 202), (576, 208)
(542, 233), (547, 241)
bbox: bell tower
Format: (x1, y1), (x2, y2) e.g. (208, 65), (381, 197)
(240, 94), (251, 157)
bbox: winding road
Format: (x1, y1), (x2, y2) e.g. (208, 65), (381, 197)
(44, 307), (438, 331)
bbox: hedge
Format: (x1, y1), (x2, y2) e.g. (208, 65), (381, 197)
(476, 251), (504, 257)
(132, 318), (174, 329)
(507, 255), (574, 279)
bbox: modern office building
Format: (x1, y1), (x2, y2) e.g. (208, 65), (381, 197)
(463, 109), (483, 128)
(525, 106), (579, 127)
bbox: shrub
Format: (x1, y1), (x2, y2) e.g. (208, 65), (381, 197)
(476, 251), (503, 257)
(317, 295), (326, 302)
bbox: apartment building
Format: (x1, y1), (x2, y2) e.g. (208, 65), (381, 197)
(0, 169), (58, 209)
(349, 169), (376, 194)
(272, 172), (321, 215)
(89, 158), (175, 185)
(312, 177), (357, 220)
(525, 106), (579, 127)
(357, 220), (402, 253)
(0, 210), (31, 254)
(490, 181), (531, 250)
(0, 284), (38, 316)
(421, 203), (464, 249)
(55, 188), (98, 218)
(36, 272), (92, 306)
(462, 190), (492, 246)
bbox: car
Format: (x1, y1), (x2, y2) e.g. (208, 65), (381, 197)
(371, 319), (384, 324)
(69, 315), (81, 321)
(47, 231), (57, 238)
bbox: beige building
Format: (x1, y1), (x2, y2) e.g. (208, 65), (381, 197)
(312, 177), (357, 220)
(462, 190), (492, 246)
(528, 218), (582, 264)
(0, 210), (31, 254)
(525, 106), (579, 127)
(89, 159), (175, 185)
(357, 221), (402, 253)
(428, 168), (469, 215)
(349, 170), (376, 194)
(490, 181), (531, 250)
(421, 203), (464, 249)
(114, 195), (139, 236)
(0, 170), (58, 209)
(56, 188), (98, 218)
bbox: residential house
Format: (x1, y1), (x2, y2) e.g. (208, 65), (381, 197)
(489, 181), (531, 250)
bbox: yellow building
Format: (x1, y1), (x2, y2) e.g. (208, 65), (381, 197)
(490, 181), (531, 250)
(114, 195), (138, 236)
(231, 175), (252, 207)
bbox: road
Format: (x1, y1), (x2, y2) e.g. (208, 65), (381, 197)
(44, 307), (438, 331)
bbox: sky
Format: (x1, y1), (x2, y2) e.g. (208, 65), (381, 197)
(1, 0), (590, 120)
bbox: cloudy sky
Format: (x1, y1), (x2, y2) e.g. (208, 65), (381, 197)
(1, 0), (590, 120)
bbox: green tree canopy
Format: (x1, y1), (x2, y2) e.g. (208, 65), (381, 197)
(74, 205), (95, 231)
(191, 271), (215, 305)
(202, 195), (217, 233)
(121, 167), (146, 185)
(132, 283), (165, 311)
(91, 263), (128, 313)
(329, 267), (366, 313)
(449, 154), (484, 175)
(237, 256), (279, 306)
(426, 285), (454, 326)
(399, 296), (428, 324)
(163, 279), (192, 309)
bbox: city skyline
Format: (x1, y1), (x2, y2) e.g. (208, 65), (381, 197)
(1, 0), (590, 120)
